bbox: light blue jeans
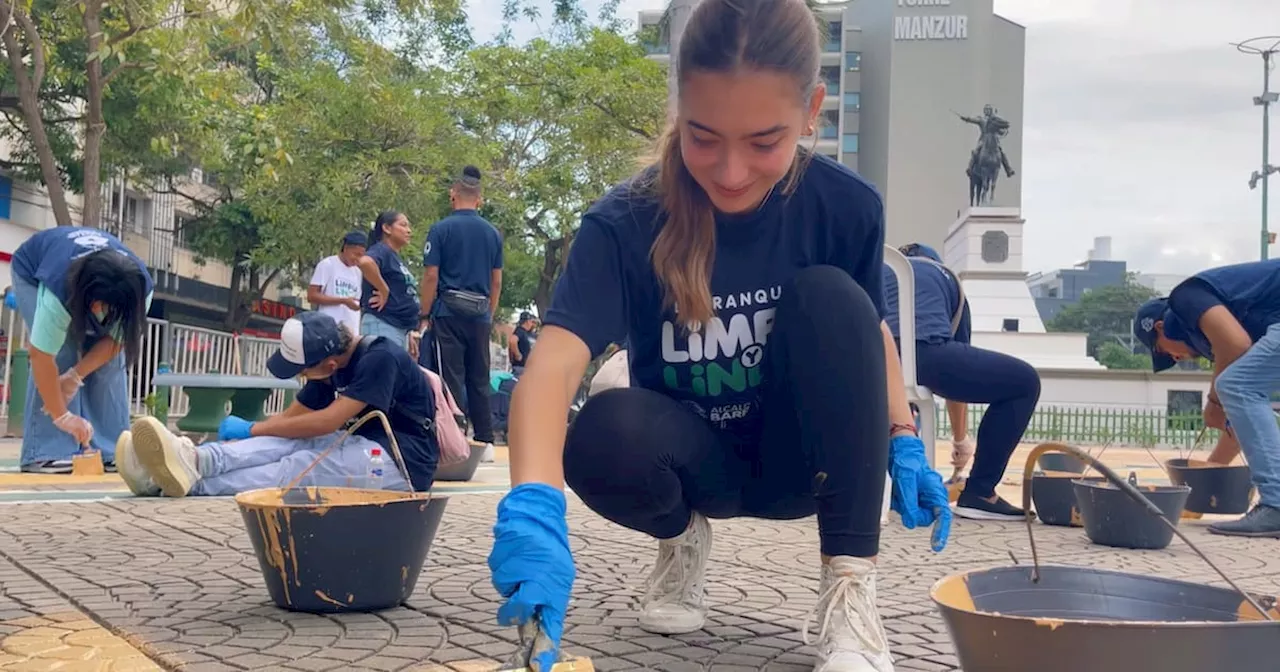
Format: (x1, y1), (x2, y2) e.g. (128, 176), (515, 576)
(12, 277), (129, 466)
(1215, 322), (1280, 508)
(190, 431), (410, 496)
(360, 312), (409, 348)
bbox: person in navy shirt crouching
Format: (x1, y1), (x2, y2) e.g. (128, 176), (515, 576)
(1134, 258), (1280, 537)
(484, 1), (951, 670)
(123, 312), (438, 498)
(883, 243), (1040, 522)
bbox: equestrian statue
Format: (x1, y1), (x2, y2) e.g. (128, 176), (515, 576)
(956, 105), (1015, 207)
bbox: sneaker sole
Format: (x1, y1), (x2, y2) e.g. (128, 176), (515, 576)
(131, 418), (196, 498)
(115, 432), (160, 497)
(1207, 526), (1280, 539)
(637, 615), (706, 635)
(954, 505), (1027, 522)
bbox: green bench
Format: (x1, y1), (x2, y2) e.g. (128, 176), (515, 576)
(152, 373), (302, 434)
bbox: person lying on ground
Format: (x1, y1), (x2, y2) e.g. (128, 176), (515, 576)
(883, 243), (1041, 521)
(1134, 257), (1280, 537)
(119, 311), (438, 497)
(486, 2), (952, 670)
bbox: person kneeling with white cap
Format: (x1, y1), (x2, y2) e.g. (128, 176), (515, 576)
(121, 311), (439, 497)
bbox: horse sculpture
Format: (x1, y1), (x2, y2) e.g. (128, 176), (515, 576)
(958, 107), (1013, 207)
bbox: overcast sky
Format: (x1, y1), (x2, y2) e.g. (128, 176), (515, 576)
(470, 0), (1280, 277)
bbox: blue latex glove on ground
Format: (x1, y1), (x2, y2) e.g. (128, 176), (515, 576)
(218, 415), (255, 441)
(889, 434), (953, 552)
(489, 483), (575, 670)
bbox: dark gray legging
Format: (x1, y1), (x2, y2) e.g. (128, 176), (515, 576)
(563, 265), (889, 559)
(916, 341), (1040, 497)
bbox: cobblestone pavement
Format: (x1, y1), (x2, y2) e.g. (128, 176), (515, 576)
(0, 492), (1277, 671)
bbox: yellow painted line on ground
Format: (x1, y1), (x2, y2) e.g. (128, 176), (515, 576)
(0, 473), (124, 487)
(0, 611), (161, 671)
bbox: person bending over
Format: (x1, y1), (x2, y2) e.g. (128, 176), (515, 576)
(884, 243), (1040, 521)
(121, 312), (438, 497)
(486, 2), (952, 670)
(1134, 257), (1280, 537)
(10, 226), (153, 473)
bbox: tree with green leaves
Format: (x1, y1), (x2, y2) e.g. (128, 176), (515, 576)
(454, 27), (667, 316)
(1046, 277), (1158, 358)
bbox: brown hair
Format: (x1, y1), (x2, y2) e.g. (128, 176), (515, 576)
(648, 0), (823, 330)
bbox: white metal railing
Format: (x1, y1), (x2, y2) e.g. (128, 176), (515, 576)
(0, 313), (283, 423)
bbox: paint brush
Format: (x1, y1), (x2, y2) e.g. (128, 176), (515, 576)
(496, 617), (595, 672)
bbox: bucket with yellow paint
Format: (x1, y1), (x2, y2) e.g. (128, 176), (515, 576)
(931, 442), (1280, 671)
(1166, 458), (1255, 515)
(234, 411), (449, 613)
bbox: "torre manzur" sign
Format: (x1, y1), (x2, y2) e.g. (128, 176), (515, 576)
(894, 0), (969, 41)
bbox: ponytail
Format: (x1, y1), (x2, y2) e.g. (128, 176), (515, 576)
(649, 126), (717, 331)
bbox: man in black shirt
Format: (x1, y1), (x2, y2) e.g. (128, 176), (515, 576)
(124, 312), (438, 496)
(508, 311), (538, 374)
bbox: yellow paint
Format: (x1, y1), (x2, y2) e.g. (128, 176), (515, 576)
(0, 611), (161, 671)
(71, 451), (105, 476)
(930, 573), (977, 613)
(0, 473), (124, 487)
(1069, 506), (1083, 527)
(313, 590), (345, 608)
(1033, 618), (1065, 631)
(497, 656), (597, 672)
(1236, 597), (1280, 622)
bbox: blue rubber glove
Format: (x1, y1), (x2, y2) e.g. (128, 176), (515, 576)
(218, 415), (255, 441)
(489, 483), (575, 671)
(3, 289), (15, 309)
(889, 435), (953, 552)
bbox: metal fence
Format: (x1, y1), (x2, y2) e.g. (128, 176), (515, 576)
(936, 404), (1228, 450)
(0, 310), (285, 422)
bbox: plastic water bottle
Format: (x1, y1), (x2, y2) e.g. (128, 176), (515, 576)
(366, 447), (385, 489)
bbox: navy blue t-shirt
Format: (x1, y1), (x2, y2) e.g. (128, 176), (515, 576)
(296, 337), (437, 490)
(882, 259), (971, 345)
(12, 226), (153, 305)
(545, 155), (887, 442)
(423, 209), (504, 322)
(1162, 259), (1280, 360)
(360, 241), (420, 330)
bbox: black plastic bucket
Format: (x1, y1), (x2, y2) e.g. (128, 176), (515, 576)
(932, 565), (1280, 672)
(1166, 458), (1255, 515)
(1032, 472), (1104, 526)
(1073, 474), (1190, 550)
(236, 487), (448, 613)
(436, 442), (486, 482)
(1038, 452), (1086, 474)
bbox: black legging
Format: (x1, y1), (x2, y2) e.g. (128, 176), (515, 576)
(916, 341), (1040, 497)
(564, 266), (888, 558)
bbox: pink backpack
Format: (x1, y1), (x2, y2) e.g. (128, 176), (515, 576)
(419, 366), (471, 466)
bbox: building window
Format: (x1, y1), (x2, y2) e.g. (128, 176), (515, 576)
(820, 65), (840, 94)
(842, 133), (859, 154)
(820, 109), (839, 139)
(843, 91), (860, 113)
(826, 21), (842, 52)
(1002, 319), (1019, 332)
(845, 50), (861, 71)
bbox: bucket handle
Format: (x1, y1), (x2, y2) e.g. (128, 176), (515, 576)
(283, 410), (422, 495)
(1021, 442), (1274, 622)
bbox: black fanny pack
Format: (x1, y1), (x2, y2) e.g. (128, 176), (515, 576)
(441, 289), (489, 318)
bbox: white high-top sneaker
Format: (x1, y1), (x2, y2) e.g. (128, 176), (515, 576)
(804, 557), (894, 672)
(116, 431), (161, 497)
(130, 417), (201, 498)
(638, 512), (712, 634)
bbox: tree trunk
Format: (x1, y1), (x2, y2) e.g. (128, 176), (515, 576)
(80, 0), (106, 228)
(0, 3), (75, 226)
(533, 235), (573, 318)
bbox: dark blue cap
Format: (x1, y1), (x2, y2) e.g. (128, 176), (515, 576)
(342, 231), (367, 247)
(267, 311), (345, 378)
(900, 243), (943, 263)
(1133, 298), (1177, 373)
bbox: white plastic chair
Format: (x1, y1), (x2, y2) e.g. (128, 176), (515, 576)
(881, 245), (939, 523)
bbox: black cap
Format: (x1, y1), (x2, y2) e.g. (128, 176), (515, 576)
(1133, 298), (1177, 373)
(267, 312), (345, 378)
(342, 231), (367, 247)
(519, 311), (537, 323)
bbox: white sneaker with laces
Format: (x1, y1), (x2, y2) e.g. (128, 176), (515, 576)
(804, 556), (894, 672)
(638, 512), (712, 634)
(130, 417), (201, 498)
(116, 431), (161, 497)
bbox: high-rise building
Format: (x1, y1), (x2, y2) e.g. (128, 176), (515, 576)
(639, 0), (1026, 251)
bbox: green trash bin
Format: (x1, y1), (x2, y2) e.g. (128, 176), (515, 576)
(7, 348), (28, 437)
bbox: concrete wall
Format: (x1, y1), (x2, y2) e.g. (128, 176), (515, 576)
(1036, 369), (1212, 412)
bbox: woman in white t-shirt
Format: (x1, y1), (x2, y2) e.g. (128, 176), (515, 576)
(307, 231), (366, 336)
